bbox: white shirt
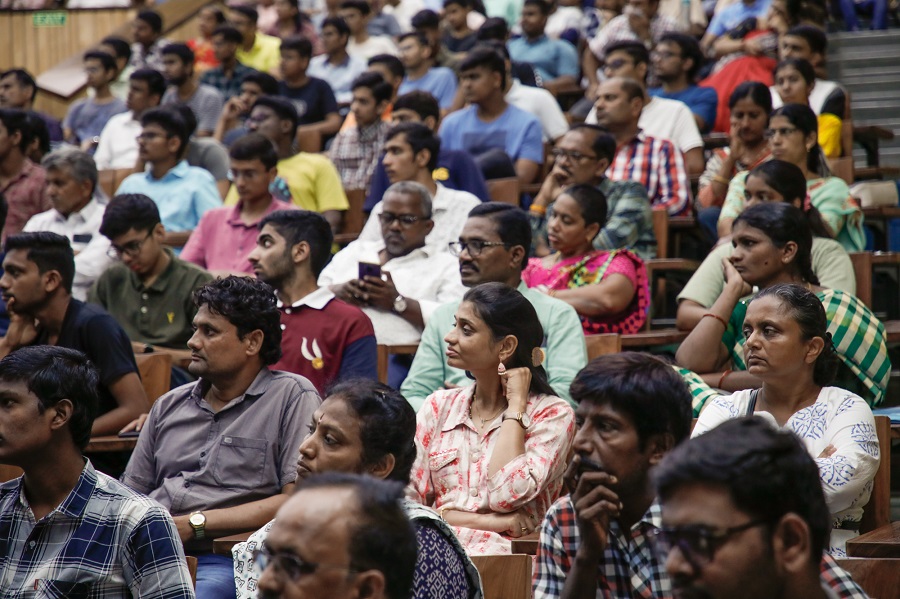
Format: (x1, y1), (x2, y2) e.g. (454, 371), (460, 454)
(382, 0), (425, 31)
(348, 36), (399, 61)
(23, 197), (113, 301)
(770, 78), (841, 115)
(359, 183), (481, 252)
(317, 240), (465, 344)
(587, 95), (703, 154)
(506, 79), (569, 142)
(94, 112), (141, 171)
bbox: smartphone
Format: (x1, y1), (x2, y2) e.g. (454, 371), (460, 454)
(118, 430), (141, 438)
(358, 262), (382, 280)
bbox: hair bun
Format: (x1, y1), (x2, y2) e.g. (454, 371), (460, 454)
(531, 347), (546, 368)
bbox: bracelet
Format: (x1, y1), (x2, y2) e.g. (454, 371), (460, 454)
(717, 369), (733, 389)
(711, 175), (731, 186)
(529, 204), (547, 216)
(702, 312), (728, 328)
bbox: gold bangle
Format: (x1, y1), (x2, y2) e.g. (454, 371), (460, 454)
(711, 175), (731, 186)
(440, 507), (449, 521)
(702, 312), (728, 329)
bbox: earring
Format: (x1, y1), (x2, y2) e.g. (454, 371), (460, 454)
(497, 362), (507, 376)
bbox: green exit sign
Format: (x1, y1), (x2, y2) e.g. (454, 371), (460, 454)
(33, 12), (67, 27)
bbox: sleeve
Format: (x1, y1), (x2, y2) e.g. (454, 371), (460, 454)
(603, 252), (638, 284)
(121, 400), (163, 493)
(124, 505), (196, 599)
(94, 118), (117, 170)
(672, 103), (704, 153)
(537, 92), (569, 142)
(276, 385), (322, 487)
(190, 175), (224, 228)
(707, 8), (728, 37)
(201, 141), (231, 181)
(812, 239), (856, 295)
(408, 396), (441, 505)
(313, 157), (350, 212)
(692, 393), (746, 436)
(677, 242), (731, 307)
(84, 312), (139, 384)
(197, 89), (225, 133)
(233, 519), (277, 599)
(674, 366), (723, 416)
(401, 310), (449, 412)
(587, 19), (612, 58)
(694, 87), (719, 134)
(821, 87), (847, 118)
(435, 71), (459, 110)
(533, 498), (575, 599)
(719, 170), (749, 221)
(179, 212), (210, 268)
(594, 182), (652, 252)
(337, 335), (378, 381)
(556, 40), (580, 78)
(72, 236), (113, 291)
(516, 116), (545, 164)
(62, 100), (82, 134)
(364, 160), (390, 212)
(655, 140), (691, 216)
(320, 80), (339, 115)
(544, 303), (587, 406)
(811, 181), (850, 237)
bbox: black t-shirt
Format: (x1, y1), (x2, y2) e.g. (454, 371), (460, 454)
(279, 77), (339, 126)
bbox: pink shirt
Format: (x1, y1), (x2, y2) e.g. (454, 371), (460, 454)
(181, 198), (295, 274)
(409, 385), (575, 555)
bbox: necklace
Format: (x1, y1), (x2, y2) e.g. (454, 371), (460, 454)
(469, 402), (505, 427)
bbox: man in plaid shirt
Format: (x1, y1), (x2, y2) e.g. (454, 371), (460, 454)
(533, 353), (868, 599)
(0, 346), (194, 598)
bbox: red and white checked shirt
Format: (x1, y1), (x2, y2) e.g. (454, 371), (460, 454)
(607, 131), (691, 217)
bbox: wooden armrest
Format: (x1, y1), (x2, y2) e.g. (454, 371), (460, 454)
(622, 329), (689, 347)
(702, 133), (730, 150)
(646, 258), (701, 272)
(853, 125), (895, 142)
(212, 531), (255, 556)
(510, 532), (541, 555)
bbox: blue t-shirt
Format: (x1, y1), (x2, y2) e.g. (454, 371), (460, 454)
(438, 104), (544, 164)
(708, 0), (771, 37)
(279, 77), (339, 126)
(507, 35), (579, 82)
(63, 97), (128, 152)
(398, 67), (459, 110)
(648, 85), (719, 133)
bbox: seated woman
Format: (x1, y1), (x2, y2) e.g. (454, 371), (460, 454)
(677, 159), (856, 330)
(771, 58), (844, 158)
(187, 6), (226, 74)
(410, 282), (576, 555)
(676, 202), (890, 406)
(692, 283), (880, 556)
(263, 0), (322, 52)
(521, 184), (649, 335)
(718, 103), (865, 252)
(232, 379), (482, 599)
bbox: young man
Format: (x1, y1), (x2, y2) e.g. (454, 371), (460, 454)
(397, 32), (458, 112)
(199, 25), (256, 100)
(340, 0), (399, 61)
(248, 210), (377, 393)
(212, 70), (279, 145)
(307, 16), (368, 105)
(442, 0), (478, 56)
(25, 147), (113, 300)
(116, 107), (222, 247)
(64, 51), (128, 155)
(368, 0), (403, 37)
(508, 0), (579, 92)
(94, 68), (166, 171)
(0, 108), (50, 240)
(649, 32), (718, 133)
(0, 346), (195, 598)
(90, 193), (213, 366)
(0, 232), (148, 436)
(171, 105), (231, 199)
(330, 72), (392, 192)
(129, 9), (171, 71)
(224, 96), (348, 232)
(0, 69), (63, 143)
(230, 4), (283, 74)
(160, 43), (225, 137)
(438, 47), (543, 184)
(401, 203), (586, 409)
(121, 276), (321, 599)
(98, 35), (134, 101)
(278, 35), (342, 141)
(182, 133), (295, 276)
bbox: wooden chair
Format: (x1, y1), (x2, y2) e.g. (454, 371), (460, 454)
(849, 252), (874, 307)
(585, 333), (621, 360)
(835, 558), (900, 599)
(651, 208), (669, 259)
(470, 554), (532, 599)
(486, 178), (521, 206)
(376, 344), (419, 384)
(185, 556), (198, 590)
(859, 415), (892, 534)
(135, 353), (172, 406)
(342, 189), (368, 238)
(827, 157), (855, 186)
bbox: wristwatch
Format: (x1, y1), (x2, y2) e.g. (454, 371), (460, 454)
(502, 411), (532, 429)
(393, 294), (408, 314)
(188, 511), (207, 540)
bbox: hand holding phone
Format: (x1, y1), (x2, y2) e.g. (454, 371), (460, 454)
(358, 262), (382, 281)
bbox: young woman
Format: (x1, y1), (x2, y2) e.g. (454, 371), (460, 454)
(718, 103), (865, 252)
(772, 58), (843, 158)
(677, 202), (890, 406)
(232, 380), (482, 599)
(410, 283), (576, 554)
(187, 6), (226, 74)
(522, 184), (648, 335)
(692, 283), (879, 555)
(264, 0), (322, 53)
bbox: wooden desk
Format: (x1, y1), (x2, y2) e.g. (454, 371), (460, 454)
(510, 532), (540, 556)
(214, 532), (254, 556)
(885, 320), (900, 344)
(622, 329), (689, 348)
(84, 436), (138, 453)
(862, 206), (900, 220)
(845, 522), (900, 558)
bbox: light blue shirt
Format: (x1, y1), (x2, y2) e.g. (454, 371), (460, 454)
(115, 160), (221, 234)
(507, 35), (579, 82)
(401, 281), (587, 410)
(708, 0), (771, 37)
(308, 54), (368, 104)
(398, 67), (459, 110)
(438, 104), (544, 164)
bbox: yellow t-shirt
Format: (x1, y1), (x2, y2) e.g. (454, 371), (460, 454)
(818, 113), (843, 159)
(236, 33), (282, 74)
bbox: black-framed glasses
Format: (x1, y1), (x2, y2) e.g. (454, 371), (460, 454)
(603, 58), (632, 72)
(107, 232), (153, 259)
(135, 131), (168, 143)
(550, 148), (598, 162)
(252, 545), (356, 582)
(448, 240), (507, 257)
(764, 126), (799, 139)
(651, 50), (681, 60)
(650, 519), (770, 570)
(377, 212), (428, 227)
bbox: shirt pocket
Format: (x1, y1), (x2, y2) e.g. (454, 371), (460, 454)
(212, 436), (268, 488)
(428, 448), (462, 498)
(32, 580), (92, 599)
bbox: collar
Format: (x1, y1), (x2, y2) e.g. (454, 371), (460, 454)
(608, 499), (662, 538)
(358, 119), (387, 141)
(145, 159), (190, 182)
(616, 128), (647, 151)
(17, 460), (96, 521)
(524, 34), (548, 44)
(191, 368), (277, 413)
(52, 196), (103, 223)
(276, 286), (335, 310)
(441, 386), (477, 432)
(225, 197), (287, 228)
(367, 239), (436, 260)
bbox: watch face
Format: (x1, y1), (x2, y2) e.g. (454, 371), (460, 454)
(521, 413), (532, 428)
(393, 296), (408, 313)
(189, 513), (205, 527)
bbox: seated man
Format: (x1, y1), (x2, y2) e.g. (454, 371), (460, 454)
(649, 32), (718, 134)
(0, 346), (194, 598)
(212, 70), (279, 146)
(359, 122), (481, 252)
(330, 72), (393, 192)
(443, 0), (479, 58)
(320, 181), (464, 347)
(63, 51), (128, 154)
(199, 25), (256, 100)
(121, 276), (321, 599)
(397, 32), (458, 112)
(90, 194), (214, 372)
(97, 35), (135, 101)
(307, 16), (369, 105)
(224, 96), (348, 233)
(115, 107), (222, 248)
(0, 232), (148, 437)
(529, 124), (655, 259)
(94, 68), (166, 171)
(0, 69), (63, 143)
(438, 47), (543, 184)
(182, 133), (294, 276)
(508, 0), (580, 92)
(173, 105), (231, 199)
(0, 108), (50, 239)
(128, 9), (171, 71)
(248, 210), (377, 393)
(230, 4), (282, 74)
(25, 147), (113, 300)
(341, 0), (399, 61)
(401, 203), (586, 409)
(278, 35), (342, 142)
(160, 43), (225, 138)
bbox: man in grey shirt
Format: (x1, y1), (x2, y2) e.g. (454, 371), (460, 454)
(121, 276), (321, 599)
(160, 43), (225, 137)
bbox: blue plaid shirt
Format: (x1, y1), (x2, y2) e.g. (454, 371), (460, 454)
(0, 461), (194, 598)
(199, 62), (257, 100)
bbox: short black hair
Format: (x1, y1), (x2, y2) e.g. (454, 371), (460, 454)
(386, 122), (441, 171)
(136, 9), (163, 33)
(570, 352), (693, 448)
(655, 417), (832, 560)
(230, 4), (259, 23)
(775, 57), (816, 85)
(193, 276), (283, 365)
(0, 69), (37, 103)
(0, 346), (99, 450)
(130, 68), (167, 98)
(785, 24), (828, 55)
(604, 39), (650, 65)
(476, 39), (510, 61)
(100, 193), (162, 239)
(252, 95), (300, 138)
(23, 111), (50, 159)
(4, 232), (75, 295)
(393, 91), (440, 123)
(443, 0), (472, 9)
(161, 43), (195, 66)
(368, 54), (405, 80)
(0, 108), (32, 152)
(560, 184), (608, 232)
(398, 31), (429, 46)
(259, 210), (334, 277)
(321, 15), (351, 37)
(281, 35), (313, 59)
(351, 72), (393, 104)
(230, 132), (279, 170)
(340, 0), (371, 15)
(568, 123), (616, 163)
(459, 46), (506, 89)
(523, 0), (552, 15)
(658, 32), (704, 81)
(83, 50), (118, 73)
(171, 104), (199, 137)
(411, 8), (441, 29)
(242, 71), (280, 96)
(212, 25), (244, 45)
(476, 17), (509, 41)
(100, 36), (133, 62)
(140, 107), (190, 159)
(467, 203), (531, 270)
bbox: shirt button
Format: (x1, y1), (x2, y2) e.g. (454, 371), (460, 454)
(140, 306), (148, 314)
(469, 488), (478, 497)
(213, 414), (219, 422)
(285, 309), (291, 315)
(184, 482), (191, 488)
(28, 541), (35, 549)
(141, 293), (148, 300)
(200, 451), (206, 457)
(471, 450), (481, 459)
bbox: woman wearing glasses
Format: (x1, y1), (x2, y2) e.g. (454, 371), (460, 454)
(716, 103), (864, 251)
(409, 282), (576, 555)
(232, 379), (483, 599)
(521, 184), (649, 334)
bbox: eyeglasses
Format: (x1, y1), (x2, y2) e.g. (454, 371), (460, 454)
(603, 58), (632, 72)
(107, 232), (153, 259)
(377, 212), (428, 227)
(650, 519), (770, 570)
(135, 131), (167, 142)
(764, 126), (799, 139)
(252, 545), (356, 583)
(651, 50), (681, 60)
(448, 240), (507, 257)
(551, 148), (598, 163)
